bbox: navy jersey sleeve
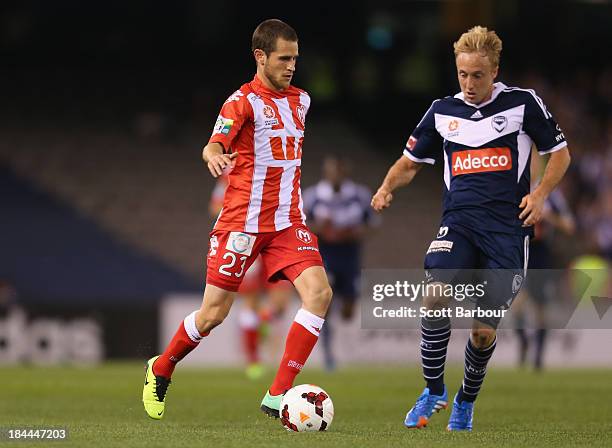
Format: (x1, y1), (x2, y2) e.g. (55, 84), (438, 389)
(522, 90), (567, 155)
(402, 100), (442, 165)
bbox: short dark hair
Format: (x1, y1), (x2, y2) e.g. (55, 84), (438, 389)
(252, 19), (298, 55)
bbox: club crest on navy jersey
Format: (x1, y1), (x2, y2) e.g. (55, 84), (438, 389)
(491, 115), (507, 133)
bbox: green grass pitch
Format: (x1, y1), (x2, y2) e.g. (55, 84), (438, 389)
(2, 364), (611, 447)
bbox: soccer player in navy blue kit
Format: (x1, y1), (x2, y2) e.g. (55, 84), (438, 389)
(371, 26), (571, 431)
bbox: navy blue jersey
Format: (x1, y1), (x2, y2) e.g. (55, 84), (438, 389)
(303, 180), (379, 233)
(404, 82), (568, 235)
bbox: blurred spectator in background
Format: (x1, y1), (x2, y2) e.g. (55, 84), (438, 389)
(516, 68), (612, 298)
(303, 156), (380, 370)
(547, 72), (611, 262)
(514, 150), (576, 370)
(511, 74), (612, 364)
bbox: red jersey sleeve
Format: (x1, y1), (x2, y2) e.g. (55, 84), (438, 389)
(208, 88), (253, 152)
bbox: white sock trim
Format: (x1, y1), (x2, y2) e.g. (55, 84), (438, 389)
(294, 308), (325, 336)
(184, 310), (203, 343)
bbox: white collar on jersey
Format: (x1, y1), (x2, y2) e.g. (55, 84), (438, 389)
(454, 82), (507, 108)
(316, 179), (357, 200)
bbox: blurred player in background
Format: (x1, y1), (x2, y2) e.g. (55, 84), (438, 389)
(209, 170), (293, 379)
(514, 152), (576, 370)
(143, 19), (333, 420)
(372, 26), (570, 431)
(303, 156), (379, 370)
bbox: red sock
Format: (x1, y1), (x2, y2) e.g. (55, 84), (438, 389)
(153, 311), (208, 378)
(243, 328), (259, 363)
(269, 308), (324, 395)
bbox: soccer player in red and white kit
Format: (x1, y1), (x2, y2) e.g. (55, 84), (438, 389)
(142, 19), (333, 420)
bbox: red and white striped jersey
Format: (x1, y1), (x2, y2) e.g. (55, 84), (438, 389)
(208, 74), (309, 233)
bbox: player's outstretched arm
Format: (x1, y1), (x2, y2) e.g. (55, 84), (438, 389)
(519, 147), (571, 227)
(202, 142), (238, 178)
(371, 156), (422, 212)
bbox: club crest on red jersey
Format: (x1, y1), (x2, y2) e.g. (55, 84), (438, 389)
(296, 228), (312, 244)
(295, 104), (306, 127)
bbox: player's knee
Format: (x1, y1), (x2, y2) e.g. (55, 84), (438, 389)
(422, 292), (448, 311)
(317, 285), (333, 308)
(471, 328), (496, 349)
(195, 310), (226, 334)
(303, 284), (333, 313)
(422, 295), (437, 310)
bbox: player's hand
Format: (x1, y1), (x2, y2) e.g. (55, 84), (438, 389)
(371, 188), (393, 212)
(207, 152), (238, 177)
(518, 191), (546, 227)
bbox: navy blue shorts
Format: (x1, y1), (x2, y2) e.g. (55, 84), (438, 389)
(524, 241), (558, 304)
(424, 224), (529, 327)
(320, 243), (360, 302)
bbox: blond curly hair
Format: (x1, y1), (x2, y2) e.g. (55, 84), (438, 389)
(454, 26), (502, 67)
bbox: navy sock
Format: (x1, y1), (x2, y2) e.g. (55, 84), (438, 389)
(457, 336), (497, 403)
(420, 316), (451, 396)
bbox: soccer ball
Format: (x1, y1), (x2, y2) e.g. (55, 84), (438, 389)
(280, 384), (334, 432)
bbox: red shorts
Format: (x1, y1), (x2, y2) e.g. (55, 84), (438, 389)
(238, 256), (292, 294)
(206, 224), (324, 292)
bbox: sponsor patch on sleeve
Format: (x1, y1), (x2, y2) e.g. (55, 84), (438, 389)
(406, 135), (418, 151)
(212, 115), (234, 136)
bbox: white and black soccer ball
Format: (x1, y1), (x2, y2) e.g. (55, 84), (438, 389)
(280, 384), (334, 432)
